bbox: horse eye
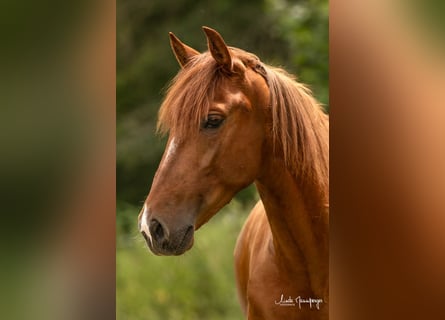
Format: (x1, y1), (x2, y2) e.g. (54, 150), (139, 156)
(203, 115), (224, 129)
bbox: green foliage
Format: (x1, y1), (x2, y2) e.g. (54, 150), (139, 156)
(266, 0), (329, 109)
(117, 201), (249, 320)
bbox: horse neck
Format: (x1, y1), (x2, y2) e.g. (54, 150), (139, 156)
(255, 155), (329, 299)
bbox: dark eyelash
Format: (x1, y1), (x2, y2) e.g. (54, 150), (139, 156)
(203, 116), (224, 129)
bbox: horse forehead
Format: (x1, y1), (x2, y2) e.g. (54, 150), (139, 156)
(218, 75), (267, 108)
(213, 91), (248, 110)
(227, 91), (247, 104)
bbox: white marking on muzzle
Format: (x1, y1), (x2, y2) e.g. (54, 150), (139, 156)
(140, 204), (152, 245)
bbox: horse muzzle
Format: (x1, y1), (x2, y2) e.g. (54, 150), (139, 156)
(140, 217), (195, 256)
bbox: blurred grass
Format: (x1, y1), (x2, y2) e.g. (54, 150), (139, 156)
(117, 199), (253, 320)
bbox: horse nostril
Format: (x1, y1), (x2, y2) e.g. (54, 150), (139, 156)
(149, 219), (166, 243)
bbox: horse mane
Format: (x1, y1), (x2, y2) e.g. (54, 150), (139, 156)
(157, 52), (329, 202)
(266, 66), (329, 202)
(157, 53), (223, 137)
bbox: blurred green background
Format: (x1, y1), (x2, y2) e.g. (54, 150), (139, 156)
(117, 0), (328, 319)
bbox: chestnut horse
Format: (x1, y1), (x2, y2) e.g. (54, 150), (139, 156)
(138, 27), (329, 319)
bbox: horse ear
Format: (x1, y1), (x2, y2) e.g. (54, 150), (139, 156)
(169, 32), (200, 68)
(202, 26), (232, 71)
